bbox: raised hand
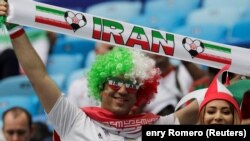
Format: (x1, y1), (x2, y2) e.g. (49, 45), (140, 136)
(0, 0), (7, 16)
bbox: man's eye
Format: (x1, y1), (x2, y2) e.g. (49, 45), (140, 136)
(6, 130), (26, 136)
(7, 131), (14, 135)
(109, 85), (120, 90)
(125, 84), (135, 88)
(112, 81), (119, 85)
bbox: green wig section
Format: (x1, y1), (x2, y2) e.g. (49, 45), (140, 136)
(0, 0), (6, 28)
(87, 47), (133, 101)
(0, 16), (6, 28)
(227, 80), (250, 105)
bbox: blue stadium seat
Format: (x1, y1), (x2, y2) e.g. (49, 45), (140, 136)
(0, 95), (40, 118)
(187, 7), (247, 28)
(173, 24), (228, 42)
(241, 10), (250, 22)
(50, 73), (67, 91)
(0, 74), (66, 117)
(203, 0), (250, 8)
(86, 1), (142, 22)
(134, 0), (201, 32)
(0, 75), (35, 97)
(144, 0), (201, 18)
(0, 75), (40, 117)
(52, 38), (95, 67)
(52, 38), (95, 55)
(225, 20), (250, 48)
(64, 68), (88, 92)
(232, 21), (250, 39)
(46, 54), (84, 76)
(129, 12), (183, 32)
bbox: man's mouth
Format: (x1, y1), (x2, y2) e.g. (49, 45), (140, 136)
(113, 96), (128, 102)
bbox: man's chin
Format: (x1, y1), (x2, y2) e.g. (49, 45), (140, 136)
(111, 108), (130, 116)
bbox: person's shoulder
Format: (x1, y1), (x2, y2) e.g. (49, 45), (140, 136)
(156, 113), (180, 125)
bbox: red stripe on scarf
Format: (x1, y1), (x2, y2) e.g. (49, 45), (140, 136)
(10, 29), (25, 39)
(82, 107), (159, 124)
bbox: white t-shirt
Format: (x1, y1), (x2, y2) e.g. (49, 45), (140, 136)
(47, 96), (179, 141)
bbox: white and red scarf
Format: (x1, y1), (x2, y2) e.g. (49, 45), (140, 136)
(5, 0), (250, 76)
(54, 107), (160, 141)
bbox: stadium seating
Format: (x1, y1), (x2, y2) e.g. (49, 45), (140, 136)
(86, 1), (142, 22)
(0, 74), (67, 118)
(231, 20), (250, 40)
(225, 20), (250, 48)
(130, 0), (201, 32)
(50, 73), (67, 91)
(0, 95), (40, 118)
(46, 54), (84, 76)
(173, 24), (228, 42)
(64, 68), (88, 92)
(51, 38), (95, 66)
(203, 0), (250, 8)
(144, 0), (201, 18)
(129, 13), (183, 32)
(0, 75), (35, 97)
(53, 37), (94, 56)
(0, 75), (40, 117)
(187, 7), (247, 28)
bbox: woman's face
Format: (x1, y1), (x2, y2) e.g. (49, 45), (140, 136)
(203, 100), (234, 125)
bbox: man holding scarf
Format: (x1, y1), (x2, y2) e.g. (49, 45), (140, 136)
(0, 2), (199, 141)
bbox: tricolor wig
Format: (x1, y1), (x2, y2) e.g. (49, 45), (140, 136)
(87, 47), (160, 106)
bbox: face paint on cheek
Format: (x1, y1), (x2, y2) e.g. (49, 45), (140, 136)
(106, 77), (142, 94)
(100, 92), (109, 102)
(101, 92), (110, 99)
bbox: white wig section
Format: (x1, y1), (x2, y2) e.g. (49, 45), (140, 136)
(124, 49), (158, 82)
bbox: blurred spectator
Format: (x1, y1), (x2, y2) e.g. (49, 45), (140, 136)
(0, 48), (20, 80)
(142, 54), (207, 116)
(0, 30), (54, 80)
(30, 122), (52, 141)
(189, 67), (237, 92)
(2, 107), (33, 141)
(143, 54), (180, 115)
